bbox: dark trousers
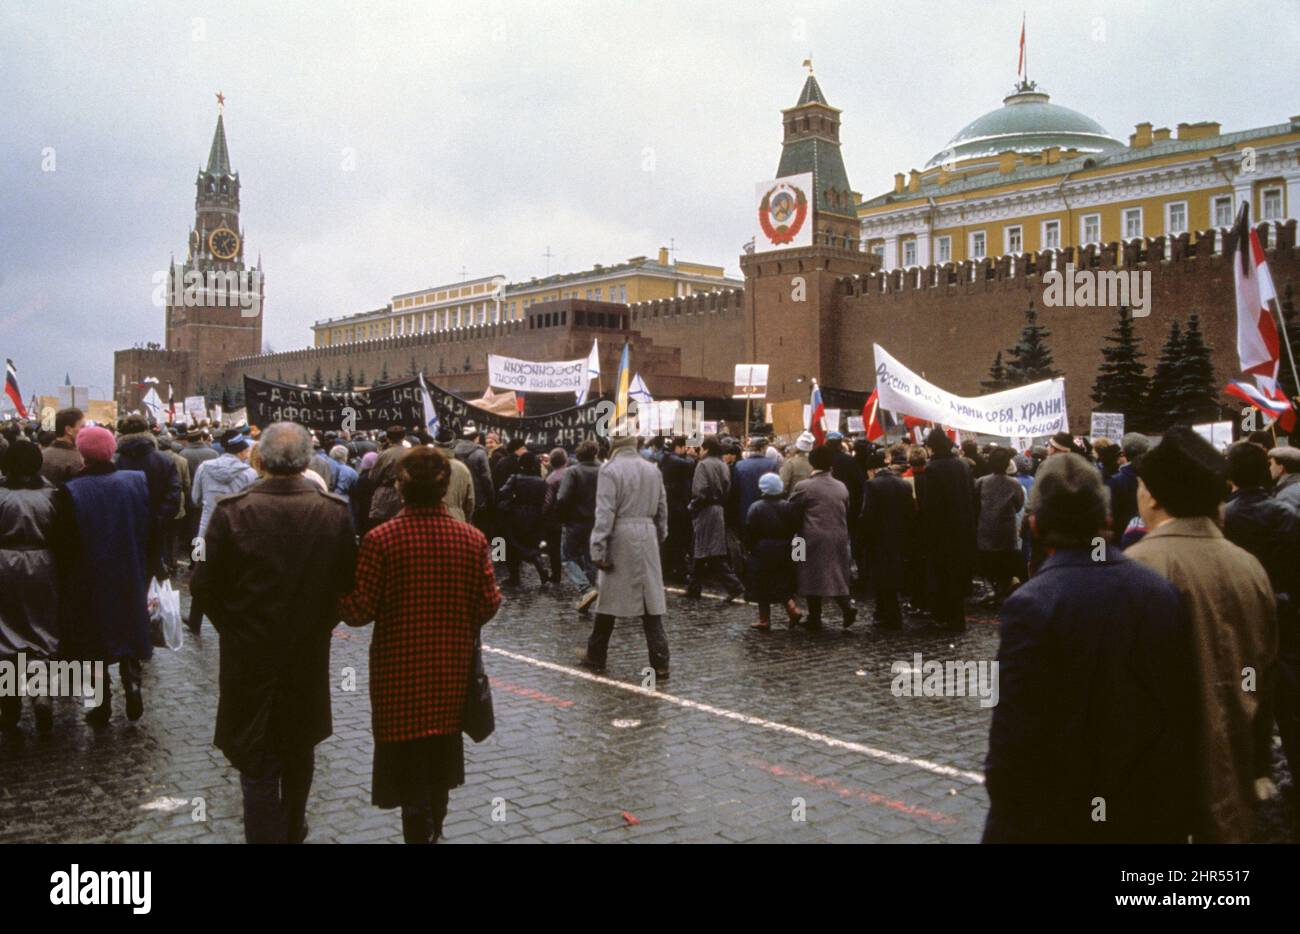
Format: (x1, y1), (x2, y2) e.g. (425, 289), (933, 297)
(240, 747), (315, 844)
(663, 509), (692, 581)
(688, 556), (742, 596)
(585, 613), (669, 672)
(932, 562), (968, 627)
(400, 789), (451, 844)
(874, 583), (902, 626)
(87, 658), (142, 713)
(544, 523), (563, 582)
(0, 654), (52, 728)
(806, 596), (853, 625)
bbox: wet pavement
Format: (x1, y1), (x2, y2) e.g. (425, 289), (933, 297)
(1, 567), (1294, 844)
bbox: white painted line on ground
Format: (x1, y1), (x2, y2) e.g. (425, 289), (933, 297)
(481, 643), (985, 785)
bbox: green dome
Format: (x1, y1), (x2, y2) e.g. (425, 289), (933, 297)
(926, 84), (1124, 168)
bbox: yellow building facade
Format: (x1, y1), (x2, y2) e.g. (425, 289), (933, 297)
(313, 247), (739, 348)
(858, 81), (1300, 270)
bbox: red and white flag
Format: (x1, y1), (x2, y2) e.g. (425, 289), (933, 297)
(4, 359), (28, 418)
(1226, 375), (1294, 432)
(808, 381), (826, 446)
(1232, 202), (1280, 378)
(862, 389), (895, 443)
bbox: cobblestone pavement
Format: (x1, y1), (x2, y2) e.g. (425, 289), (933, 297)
(1, 567), (1294, 844)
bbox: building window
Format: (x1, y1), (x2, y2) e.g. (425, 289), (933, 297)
(970, 231), (986, 259)
(871, 244), (885, 262)
(1082, 213), (1101, 245)
(1166, 201), (1188, 236)
(1005, 226), (1023, 254)
(1262, 187), (1284, 221)
(1123, 208), (1143, 239)
(935, 236), (951, 263)
(1213, 195), (1233, 228)
(902, 240), (917, 267)
(1042, 221), (1060, 250)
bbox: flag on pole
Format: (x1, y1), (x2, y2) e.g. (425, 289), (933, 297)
(862, 388), (894, 442)
(1232, 202), (1281, 378)
(4, 359), (28, 418)
(576, 339), (600, 405)
(167, 383), (176, 424)
(516, 392), (526, 416)
(808, 380), (826, 446)
(614, 343), (631, 425)
(141, 387), (165, 426)
(1226, 376), (1295, 432)
(629, 373), (653, 406)
(417, 372), (441, 437)
(1017, 14), (1026, 77)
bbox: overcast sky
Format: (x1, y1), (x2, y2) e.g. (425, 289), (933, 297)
(2, 0), (1296, 398)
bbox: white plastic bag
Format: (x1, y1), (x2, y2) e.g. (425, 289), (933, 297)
(147, 577), (184, 651)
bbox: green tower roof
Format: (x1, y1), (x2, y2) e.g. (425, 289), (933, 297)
(206, 113), (232, 176)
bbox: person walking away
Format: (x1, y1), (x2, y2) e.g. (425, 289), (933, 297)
(916, 428), (975, 631)
(780, 431), (815, 494)
(859, 449), (914, 628)
(576, 431), (670, 678)
(658, 435), (695, 583)
(743, 472), (802, 631)
(497, 452), (550, 586)
(187, 429), (257, 634)
(542, 447), (568, 585)
(974, 447), (1026, 606)
(432, 428), (475, 523)
(115, 415), (181, 581)
(686, 435), (743, 601)
(789, 445), (856, 630)
(329, 445), (359, 508)
(983, 454), (1195, 842)
(454, 425), (495, 540)
(340, 446), (501, 843)
(557, 440), (601, 614)
(367, 426), (411, 527)
(39, 407), (84, 486)
(0, 440), (61, 733)
(1126, 427), (1277, 842)
(352, 450), (380, 532)
(192, 422), (357, 844)
(56, 427), (152, 725)
(733, 437), (779, 530)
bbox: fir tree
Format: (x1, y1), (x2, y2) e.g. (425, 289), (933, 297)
(333, 369), (343, 390)
(1279, 282), (1300, 401)
(345, 366), (355, 390)
(1091, 306), (1148, 423)
(981, 350), (1009, 392)
(1171, 313), (1218, 425)
(1003, 302), (1060, 386)
(311, 367), (325, 389)
(1143, 319), (1184, 431)
(379, 362), (390, 384)
(357, 369), (367, 388)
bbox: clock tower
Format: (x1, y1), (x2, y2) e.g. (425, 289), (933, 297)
(164, 97), (264, 399)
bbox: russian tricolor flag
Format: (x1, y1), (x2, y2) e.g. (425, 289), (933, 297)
(4, 359), (27, 418)
(808, 380), (826, 445)
(1226, 375), (1295, 432)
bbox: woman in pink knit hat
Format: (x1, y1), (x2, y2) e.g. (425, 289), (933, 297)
(54, 425), (154, 725)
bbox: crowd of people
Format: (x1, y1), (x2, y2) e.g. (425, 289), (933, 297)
(0, 405), (1295, 844)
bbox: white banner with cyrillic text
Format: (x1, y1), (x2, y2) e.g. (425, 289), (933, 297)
(487, 354), (588, 394)
(873, 343), (1067, 438)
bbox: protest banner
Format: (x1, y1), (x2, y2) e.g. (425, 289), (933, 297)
(872, 343), (1068, 438)
(487, 354), (587, 394)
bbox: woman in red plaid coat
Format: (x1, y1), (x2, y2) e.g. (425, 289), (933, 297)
(340, 446), (501, 844)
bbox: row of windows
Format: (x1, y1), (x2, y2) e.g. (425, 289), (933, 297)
(876, 188), (1286, 267)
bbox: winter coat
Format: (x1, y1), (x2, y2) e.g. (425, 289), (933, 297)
(733, 456), (779, 526)
(830, 447), (865, 533)
(590, 447), (668, 617)
(192, 452), (258, 539)
(690, 455), (730, 559)
(166, 449), (190, 520)
(1275, 473), (1300, 512)
(453, 440), (494, 519)
(984, 547), (1196, 842)
(975, 473), (1026, 553)
(859, 470), (915, 592)
(39, 439), (83, 487)
(556, 460), (600, 527)
(340, 505), (500, 742)
(1224, 489), (1300, 598)
(179, 440), (219, 480)
(433, 442), (475, 523)
(0, 478), (61, 658)
(367, 444), (408, 525)
(498, 473), (548, 559)
(57, 464), (152, 662)
(780, 451), (813, 493)
(1105, 463), (1141, 547)
(192, 475), (357, 776)
(915, 451), (976, 579)
(789, 470), (852, 597)
(743, 495), (798, 603)
(1126, 517), (1277, 842)
(659, 452), (695, 515)
(115, 432), (181, 573)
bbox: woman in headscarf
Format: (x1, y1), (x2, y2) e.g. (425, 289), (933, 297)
(340, 447), (501, 843)
(743, 472), (802, 631)
(0, 440), (61, 734)
(352, 450), (380, 534)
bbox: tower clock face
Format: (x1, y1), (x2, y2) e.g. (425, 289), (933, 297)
(209, 227), (240, 260)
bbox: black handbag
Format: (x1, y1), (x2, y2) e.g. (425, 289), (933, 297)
(462, 634), (495, 743)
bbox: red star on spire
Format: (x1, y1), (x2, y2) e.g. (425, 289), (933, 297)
(216, 91), (225, 111)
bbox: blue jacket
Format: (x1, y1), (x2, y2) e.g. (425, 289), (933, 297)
(1105, 463), (1140, 547)
(733, 456), (779, 526)
(983, 546), (1195, 843)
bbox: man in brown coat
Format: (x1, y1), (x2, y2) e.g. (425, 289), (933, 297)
(39, 407), (84, 485)
(1126, 426), (1278, 843)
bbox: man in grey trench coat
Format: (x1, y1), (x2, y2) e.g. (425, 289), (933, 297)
(686, 435), (744, 600)
(577, 432), (671, 679)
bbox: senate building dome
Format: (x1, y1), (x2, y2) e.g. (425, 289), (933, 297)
(925, 80), (1125, 168)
